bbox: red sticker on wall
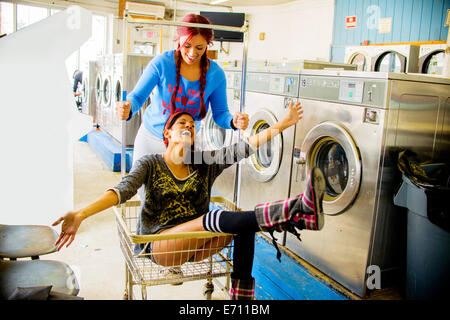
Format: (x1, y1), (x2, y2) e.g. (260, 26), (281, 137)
(346, 16), (357, 28)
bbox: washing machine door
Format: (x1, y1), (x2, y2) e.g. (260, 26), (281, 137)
(114, 78), (122, 104)
(102, 76), (111, 107)
(419, 50), (445, 75)
(373, 51), (406, 72)
(247, 109), (282, 183)
(95, 74), (102, 105)
(348, 52), (368, 71)
(203, 111), (233, 150)
(301, 121), (361, 215)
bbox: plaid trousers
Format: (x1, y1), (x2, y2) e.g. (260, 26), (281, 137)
(230, 277), (255, 300)
(254, 193), (303, 230)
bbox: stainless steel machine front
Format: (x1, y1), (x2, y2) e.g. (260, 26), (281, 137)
(204, 66), (241, 202)
(80, 60), (98, 118)
(238, 68), (299, 221)
(107, 53), (152, 146)
(287, 69), (450, 297)
(418, 44), (446, 75)
(99, 54), (114, 135)
(94, 58), (103, 129)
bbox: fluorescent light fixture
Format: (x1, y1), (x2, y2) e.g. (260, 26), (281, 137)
(210, 0), (230, 4)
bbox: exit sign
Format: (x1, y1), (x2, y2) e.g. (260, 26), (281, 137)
(346, 16), (357, 28)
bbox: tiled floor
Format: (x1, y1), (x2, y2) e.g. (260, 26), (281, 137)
(43, 141), (229, 300)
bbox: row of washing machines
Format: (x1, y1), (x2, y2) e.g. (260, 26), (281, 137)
(79, 54), (153, 146)
(208, 63), (450, 298)
(344, 43), (446, 74)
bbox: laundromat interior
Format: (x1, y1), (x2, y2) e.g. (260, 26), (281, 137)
(0, 0), (449, 303)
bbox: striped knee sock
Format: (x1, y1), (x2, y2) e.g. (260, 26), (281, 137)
(202, 210), (261, 234)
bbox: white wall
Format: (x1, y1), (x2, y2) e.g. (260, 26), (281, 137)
(221, 0), (335, 62)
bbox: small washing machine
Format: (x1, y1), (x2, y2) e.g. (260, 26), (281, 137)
(80, 60), (98, 119)
(204, 66), (242, 202)
(110, 53), (124, 144)
(344, 45), (383, 71)
(287, 69), (450, 297)
(238, 67), (300, 216)
(116, 54), (154, 147)
(345, 45), (420, 73)
(99, 54), (114, 136)
(371, 44), (419, 73)
(418, 43), (446, 75)
(94, 59), (103, 127)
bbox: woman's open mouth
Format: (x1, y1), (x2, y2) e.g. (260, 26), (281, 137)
(181, 130), (192, 137)
(186, 55), (197, 63)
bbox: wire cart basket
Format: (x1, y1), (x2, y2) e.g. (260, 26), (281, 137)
(114, 196), (240, 300)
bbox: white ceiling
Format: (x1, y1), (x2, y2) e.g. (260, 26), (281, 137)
(135, 0), (296, 8)
(201, 0), (295, 6)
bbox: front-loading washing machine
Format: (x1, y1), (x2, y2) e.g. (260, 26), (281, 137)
(238, 68), (300, 211)
(345, 44), (420, 73)
(344, 45), (383, 71)
(80, 60), (99, 118)
(94, 59), (103, 127)
(204, 66), (242, 203)
(287, 69), (450, 297)
(114, 54), (153, 147)
(371, 44), (419, 73)
(110, 53), (124, 144)
(100, 54), (114, 136)
(418, 43), (446, 75)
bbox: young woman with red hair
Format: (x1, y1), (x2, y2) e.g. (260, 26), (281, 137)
(116, 13), (249, 174)
(53, 102), (326, 300)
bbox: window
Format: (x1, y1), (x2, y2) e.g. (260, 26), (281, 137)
(2, 3), (109, 81)
(79, 14), (107, 69)
(17, 4), (48, 30)
(0, 1), (13, 35)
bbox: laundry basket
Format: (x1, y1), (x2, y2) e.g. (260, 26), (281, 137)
(114, 196), (238, 300)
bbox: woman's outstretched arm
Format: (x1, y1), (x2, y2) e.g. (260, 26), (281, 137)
(52, 190), (119, 250)
(52, 157), (151, 250)
(247, 101), (302, 148)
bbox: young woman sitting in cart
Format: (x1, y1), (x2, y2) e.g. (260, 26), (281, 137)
(52, 101), (326, 300)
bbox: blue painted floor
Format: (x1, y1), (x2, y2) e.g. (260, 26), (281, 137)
(210, 198), (350, 300)
(80, 130), (133, 172)
(253, 234), (349, 300)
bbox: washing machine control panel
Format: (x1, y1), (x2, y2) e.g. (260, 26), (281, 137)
(246, 72), (299, 97)
(299, 75), (387, 108)
(338, 80), (364, 103)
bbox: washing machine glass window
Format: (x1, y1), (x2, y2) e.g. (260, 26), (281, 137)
(247, 109), (282, 183)
(376, 52), (403, 72)
(204, 112), (230, 149)
(254, 121), (273, 169)
(102, 77), (111, 107)
(81, 78), (89, 102)
(95, 75), (102, 105)
(114, 79), (122, 103)
(350, 53), (367, 71)
(313, 138), (349, 198)
(423, 51), (445, 75)
(301, 121), (361, 215)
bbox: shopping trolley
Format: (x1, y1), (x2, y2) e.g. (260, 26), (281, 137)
(114, 196), (239, 300)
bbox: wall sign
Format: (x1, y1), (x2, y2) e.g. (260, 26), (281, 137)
(378, 17), (392, 34)
(346, 16), (357, 28)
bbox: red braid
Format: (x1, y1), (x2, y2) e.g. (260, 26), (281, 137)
(169, 50), (183, 115)
(198, 52), (208, 119)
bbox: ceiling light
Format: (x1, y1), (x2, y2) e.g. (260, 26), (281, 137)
(210, 0), (230, 4)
